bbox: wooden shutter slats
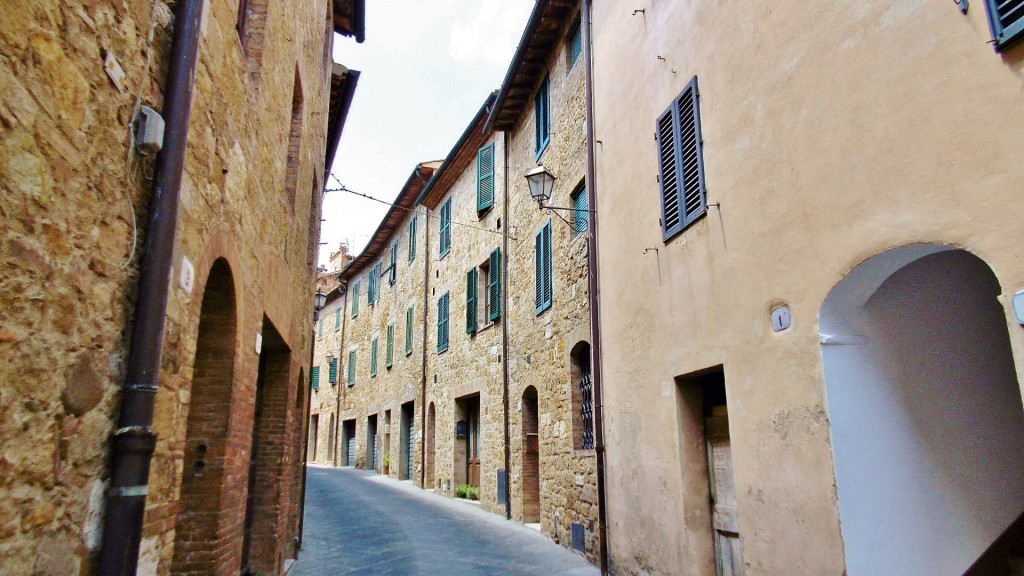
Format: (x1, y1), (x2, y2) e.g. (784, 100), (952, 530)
(406, 306), (414, 355)
(477, 144), (495, 212)
(466, 268), (478, 334)
(488, 249), (501, 321)
(659, 76), (707, 239)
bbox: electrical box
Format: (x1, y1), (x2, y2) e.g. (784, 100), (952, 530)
(135, 106), (165, 155)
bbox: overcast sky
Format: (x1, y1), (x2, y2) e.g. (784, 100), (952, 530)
(322, 0), (534, 266)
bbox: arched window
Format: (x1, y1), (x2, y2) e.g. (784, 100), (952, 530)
(570, 341), (593, 450)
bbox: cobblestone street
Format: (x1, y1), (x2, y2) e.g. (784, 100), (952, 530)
(292, 466), (600, 576)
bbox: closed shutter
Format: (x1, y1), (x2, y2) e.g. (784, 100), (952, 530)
(573, 186), (588, 234)
(535, 222), (552, 314)
(347, 350), (356, 386)
(371, 337), (378, 377)
(318, 317), (323, 339)
(386, 324), (394, 368)
(657, 76), (706, 240)
(439, 200), (452, 257)
(985, 0), (1024, 50)
(408, 217), (417, 262)
(405, 305), (414, 356)
(535, 77), (550, 156)
(367, 271), (375, 305)
(477, 144), (495, 212)
(488, 248), (501, 321)
(335, 307), (341, 330)
(570, 22), (583, 67)
(466, 268), (478, 334)
(389, 243), (397, 285)
(437, 293), (450, 352)
(352, 281), (360, 317)
(328, 358), (338, 383)
(311, 366), (320, 390)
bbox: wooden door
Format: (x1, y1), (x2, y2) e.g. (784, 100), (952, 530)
(707, 405), (743, 576)
(467, 406), (480, 486)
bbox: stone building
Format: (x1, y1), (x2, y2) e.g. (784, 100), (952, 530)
(310, 162), (438, 482)
(0, 0), (362, 574)
(587, 0), (1024, 574)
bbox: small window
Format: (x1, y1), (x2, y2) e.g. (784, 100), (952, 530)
(466, 267), (479, 334)
(347, 350), (356, 386)
(388, 242), (398, 285)
(656, 76), (707, 241)
(569, 22), (583, 68)
(439, 199), (452, 258)
(984, 0), (1024, 51)
(408, 216), (417, 262)
(534, 76), (551, 159)
(571, 184), (588, 235)
(386, 324), (395, 368)
(328, 357), (338, 384)
(405, 305), (415, 356)
(335, 307), (341, 330)
(535, 221), (553, 315)
(371, 337), (379, 377)
(477, 143), (495, 213)
(351, 280), (360, 318)
(311, 365), (320, 390)
(437, 292), (450, 352)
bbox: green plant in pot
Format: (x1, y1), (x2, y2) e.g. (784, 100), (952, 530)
(382, 453), (390, 474)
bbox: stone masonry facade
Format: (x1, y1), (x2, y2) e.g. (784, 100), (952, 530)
(1, 0), (356, 574)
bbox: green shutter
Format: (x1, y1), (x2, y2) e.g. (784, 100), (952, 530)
(386, 324), (394, 368)
(318, 317), (324, 339)
(328, 358), (338, 383)
(466, 268), (478, 334)
(535, 222), (552, 314)
(535, 76), (550, 158)
(488, 248), (501, 321)
(437, 293), (449, 352)
(477, 144), (495, 212)
(573, 186), (588, 234)
(389, 243), (397, 285)
(408, 217), (417, 262)
(347, 350), (356, 386)
(352, 281), (360, 317)
(371, 337), (378, 377)
(440, 199), (452, 257)
(405, 305), (414, 356)
(312, 366), (320, 390)
(570, 23), (583, 67)
(335, 307), (341, 330)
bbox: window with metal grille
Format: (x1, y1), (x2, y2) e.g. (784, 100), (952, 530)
(572, 184), (588, 235)
(439, 199), (452, 258)
(984, 0), (1024, 51)
(656, 76), (707, 241)
(405, 305), (414, 356)
(477, 143), (495, 213)
(569, 22), (583, 68)
(535, 76), (551, 159)
(437, 292), (450, 352)
(580, 372), (595, 449)
(535, 221), (553, 315)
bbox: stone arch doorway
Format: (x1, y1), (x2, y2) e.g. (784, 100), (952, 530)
(172, 258), (238, 575)
(521, 386), (541, 524)
(426, 402), (436, 488)
(820, 244), (1024, 576)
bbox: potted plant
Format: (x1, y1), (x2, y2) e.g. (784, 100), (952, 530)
(382, 453), (390, 475)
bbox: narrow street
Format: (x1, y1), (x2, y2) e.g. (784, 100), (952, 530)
(293, 466), (600, 576)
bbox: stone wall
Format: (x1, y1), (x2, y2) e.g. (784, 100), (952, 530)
(0, 0), (334, 573)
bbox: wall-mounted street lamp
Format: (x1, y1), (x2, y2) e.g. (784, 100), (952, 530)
(526, 164), (557, 205)
(314, 289), (327, 310)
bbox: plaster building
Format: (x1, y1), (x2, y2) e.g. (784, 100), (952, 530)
(587, 0), (1024, 574)
(0, 0), (362, 574)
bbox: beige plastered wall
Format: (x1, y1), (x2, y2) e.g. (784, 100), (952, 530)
(590, 0), (1024, 574)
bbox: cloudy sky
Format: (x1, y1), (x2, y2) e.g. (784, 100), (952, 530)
(322, 0), (535, 266)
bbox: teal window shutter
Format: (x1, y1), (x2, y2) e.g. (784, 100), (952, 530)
(488, 248), (501, 321)
(386, 324), (394, 368)
(389, 243), (398, 285)
(408, 217), (417, 262)
(318, 317), (324, 339)
(352, 281), (360, 317)
(439, 199), (452, 257)
(534, 76), (550, 159)
(335, 307), (341, 330)
(328, 358), (338, 383)
(466, 268), (478, 334)
(573, 185), (589, 234)
(984, 0), (1024, 51)
(437, 292), (450, 352)
(405, 305), (414, 356)
(476, 144), (495, 213)
(535, 222), (552, 314)
(347, 350), (356, 386)
(570, 22), (583, 67)
(371, 337), (378, 377)
(367, 272), (374, 305)
(311, 366), (320, 390)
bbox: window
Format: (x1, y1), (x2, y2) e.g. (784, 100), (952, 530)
(351, 280), (360, 317)
(347, 350), (356, 386)
(466, 268), (479, 334)
(408, 216), (417, 262)
(311, 365), (320, 390)
(335, 307), (341, 330)
(371, 337), (378, 377)
(386, 324), (394, 368)
(535, 221), (553, 315)
(487, 248), (501, 322)
(439, 199), (452, 258)
(405, 305), (414, 356)
(388, 242), (398, 285)
(318, 317), (324, 339)
(534, 76), (551, 159)
(985, 0), (1024, 51)
(477, 143), (495, 213)
(569, 22), (583, 68)
(368, 262), (382, 304)
(328, 357), (338, 384)
(656, 75), (707, 241)
(570, 342), (594, 450)
(367, 271), (375, 305)
(572, 184), (588, 235)
(437, 292), (450, 352)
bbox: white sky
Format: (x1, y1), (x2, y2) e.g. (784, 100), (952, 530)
(321, 0), (535, 266)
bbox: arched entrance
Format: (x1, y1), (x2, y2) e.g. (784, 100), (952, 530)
(172, 259), (237, 575)
(522, 386), (541, 524)
(426, 402), (436, 488)
(820, 244), (1024, 575)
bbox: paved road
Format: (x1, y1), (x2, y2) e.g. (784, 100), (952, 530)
(292, 466), (599, 576)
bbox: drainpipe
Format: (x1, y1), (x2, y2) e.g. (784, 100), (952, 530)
(419, 202), (431, 490)
(334, 283), (349, 466)
(97, 0), (204, 573)
(582, 0), (610, 573)
(297, 303), (317, 555)
(501, 131), (512, 520)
